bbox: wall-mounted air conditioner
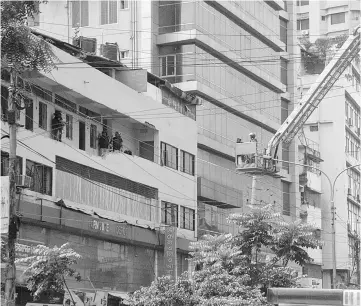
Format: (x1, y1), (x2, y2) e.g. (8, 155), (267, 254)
(100, 43), (119, 61)
(73, 36), (97, 54)
(15, 175), (32, 188)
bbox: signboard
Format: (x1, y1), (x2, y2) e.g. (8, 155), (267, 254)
(1, 176), (9, 234)
(164, 226), (177, 279)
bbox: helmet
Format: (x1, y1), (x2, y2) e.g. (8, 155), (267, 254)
(249, 132), (256, 138)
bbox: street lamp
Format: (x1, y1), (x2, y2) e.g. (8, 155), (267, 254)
(273, 158), (360, 289)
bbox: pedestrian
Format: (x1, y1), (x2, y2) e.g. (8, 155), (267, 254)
(112, 131), (123, 152)
(98, 130), (110, 156)
(51, 110), (65, 142)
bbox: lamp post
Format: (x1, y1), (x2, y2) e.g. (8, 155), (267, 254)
(273, 158), (360, 289)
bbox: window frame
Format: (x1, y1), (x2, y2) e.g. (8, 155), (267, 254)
(161, 201), (179, 227)
(72, 0), (89, 28)
(65, 114), (73, 140)
(26, 159), (53, 196)
(90, 124), (97, 149)
(120, 50), (130, 59)
(120, 0), (129, 10)
(38, 101), (48, 130)
(100, 0), (118, 25)
(160, 55), (176, 77)
(161, 142), (178, 170)
(180, 150), (195, 176)
(180, 206), (195, 231)
(297, 19), (309, 30)
(331, 12), (345, 25)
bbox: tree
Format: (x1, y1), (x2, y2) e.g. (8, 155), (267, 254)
(15, 243), (81, 300)
(1, 2), (57, 305)
(130, 204), (321, 305)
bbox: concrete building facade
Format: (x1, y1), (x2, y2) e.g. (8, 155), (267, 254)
(296, 0), (360, 42)
(1, 34), (198, 297)
(33, 0), (302, 238)
(298, 46), (361, 287)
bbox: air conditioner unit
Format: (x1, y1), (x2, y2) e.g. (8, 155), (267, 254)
(100, 43), (118, 61)
(301, 30), (309, 36)
(15, 175), (32, 189)
(73, 36), (97, 54)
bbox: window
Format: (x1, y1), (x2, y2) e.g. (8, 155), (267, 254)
(280, 18), (287, 46)
(281, 99), (289, 124)
(282, 182), (290, 216)
(66, 114), (73, 140)
(26, 160), (52, 195)
(100, 0), (117, 25)
(72, 0), (89, 27)
(38, 102), (47, 130)
(297, 19), (309, 30)
(309, 125), (318, 132)
(348, 201), (360, 234)
(180, 206), (195, 231)
(161, 201), (178, 227)
(331, 12), (345, 25)
(297, 1), (309, 6)
(120, 0), (129, 9)
(25, 97), (33, 131)
(321, 16), (326, 21)
(160, 55), (176, 76)
(120, 50), (129, 59)
(180, 150), (195, 176)
(281, 58), (288, 86)
(1, 152), (23, 176)
(161, 142), (178, 170)
(90, 124), (97, 149)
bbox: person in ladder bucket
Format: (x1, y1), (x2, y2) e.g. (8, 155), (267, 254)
(249, 132), (257, 142)
(248, 132), (257, 163)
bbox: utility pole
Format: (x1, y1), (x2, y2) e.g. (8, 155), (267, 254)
(4, 67), (19, 306)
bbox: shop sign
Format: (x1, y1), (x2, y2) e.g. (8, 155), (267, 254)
(164, 226), (177, 279)
(88, 218), (128, 238)
(1, 177), (9, 234)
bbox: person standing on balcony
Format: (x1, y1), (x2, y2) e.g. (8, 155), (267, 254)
(51, 110), (65, 142)
(98, 130), (110, 156)
(112, 131), (123, 152)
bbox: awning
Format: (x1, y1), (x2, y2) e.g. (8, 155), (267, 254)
(108, 292), (130, 305)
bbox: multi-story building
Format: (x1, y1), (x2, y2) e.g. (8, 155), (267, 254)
(1, 32), (198, 298)
(298, 45), (360, 288)
(296, 0), (360, 42)
(33, 0), (301, 240)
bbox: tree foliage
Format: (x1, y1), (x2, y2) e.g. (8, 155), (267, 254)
(1, 0), (57, 72)
(130, 205), (321, 305)
(15, 243), (81, 300)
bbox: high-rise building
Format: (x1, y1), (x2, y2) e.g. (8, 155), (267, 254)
(33, 0), (301, 258)
(296, 0), (360, 42)
(296, 1), (361, 287)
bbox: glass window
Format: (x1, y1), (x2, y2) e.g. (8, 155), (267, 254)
(282, 182), (290, 216)
(26, 160), (52, 195)
(331, 12), (345, 25)
(281, 58), (288, 86)
(120, 0), (129, 9)
(180, 150), (195, 176)
(160, 55), (176, 76)
(90, 124), (97, 149)
(120, 50), (129, 59)
(38, 101), (47, 130)
(100, 0), (117, 25)
(280, 18), (287, 45)
(66, 114), (73, 140)
(180, 206), (195, 231)
(25, 97), (33, 131)
(297, 19), (309, 30)
(297, 1), (309, 6)
(161, 142), (178, 170)
(72, 0), (89, 27)
(161, 201), (178, 227)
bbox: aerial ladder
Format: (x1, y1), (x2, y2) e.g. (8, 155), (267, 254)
(235, 26), (360, 176)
